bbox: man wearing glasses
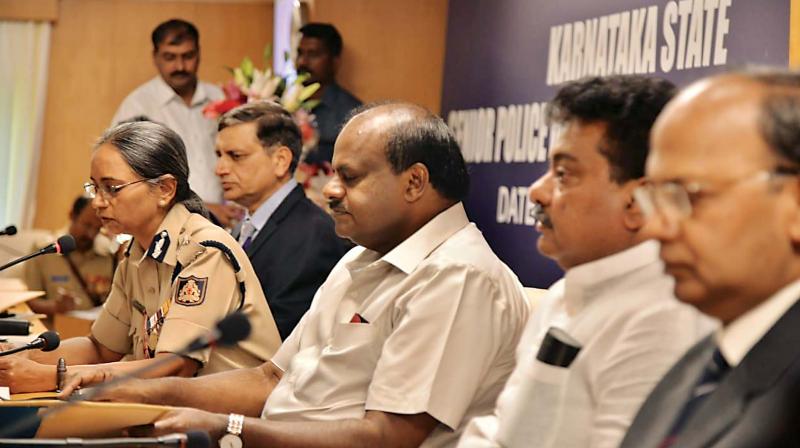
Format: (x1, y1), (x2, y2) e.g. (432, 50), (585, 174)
(621, 70), (800, 447)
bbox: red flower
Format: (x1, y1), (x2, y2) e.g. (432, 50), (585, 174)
(203, 98), (245, 119)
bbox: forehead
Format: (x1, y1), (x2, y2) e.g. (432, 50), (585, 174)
(299, 36), (328, 53)
(550, 120), (610, 166)
(216, 122), (261, 150)
(332, 114), (391, 169)
(91, 143), (136, 180)
(156, 39), (197, 54)
(649, 81), (775, 182)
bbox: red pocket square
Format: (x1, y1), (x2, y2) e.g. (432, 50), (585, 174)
(349, 313), (369, 324)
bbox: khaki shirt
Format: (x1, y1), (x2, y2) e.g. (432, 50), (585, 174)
(91, 204), (281, 374)
(264, 203), (530, 447)
(24, 245), (115, 310)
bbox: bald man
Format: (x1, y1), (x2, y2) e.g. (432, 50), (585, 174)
(62, 103), (529, 448)
(621, 69), (800, 447)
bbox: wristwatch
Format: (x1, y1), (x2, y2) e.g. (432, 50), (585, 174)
(219, 413), (244, 448)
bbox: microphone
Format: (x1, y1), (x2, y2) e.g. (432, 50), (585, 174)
(185, 311), (251, 352)
(0, 235), (76, 272)
(0, 225), (16, 236)
(0, 430), (211, 447)
(0, 331), (60, 357)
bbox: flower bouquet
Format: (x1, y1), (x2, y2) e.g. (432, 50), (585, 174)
(203, 48), (333, 206)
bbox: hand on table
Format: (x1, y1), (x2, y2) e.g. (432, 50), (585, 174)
(0, 356), (56, 393)
(148, 407), (227, 440)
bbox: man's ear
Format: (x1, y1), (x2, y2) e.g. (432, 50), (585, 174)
(785, 178), (800, 245)
(622, 178), (646, 232)
(272, 146), (294, 178)
(404, 163), (429, 202)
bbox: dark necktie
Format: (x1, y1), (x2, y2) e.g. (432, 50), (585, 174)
(659, 348), (731, 448)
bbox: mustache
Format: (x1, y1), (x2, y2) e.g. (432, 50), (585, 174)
(170, 71), (191, 78)
(328, 198), (347, 213)
(532, 203), (553, 229)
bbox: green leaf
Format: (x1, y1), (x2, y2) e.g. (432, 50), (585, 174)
(301, 99), (321, 111)
(240, 57), (255, 79)
(298, 83), (320, 102)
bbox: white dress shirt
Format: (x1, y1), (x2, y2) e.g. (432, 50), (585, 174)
(717, 278), (800, 367)
(459, 241), (716, 448)
(262, 203), (530, 447)
(112, 76), (224, 202)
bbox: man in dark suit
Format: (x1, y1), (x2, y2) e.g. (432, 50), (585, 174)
(215, 101), (350, 339)
(620, 69), (800, 447)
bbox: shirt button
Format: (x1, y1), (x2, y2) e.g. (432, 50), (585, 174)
(148, 287), (155, 294)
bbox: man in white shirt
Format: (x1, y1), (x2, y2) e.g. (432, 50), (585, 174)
(620, 70), (800, 447)
(112, 19), (235, 224)
(460, 75), (714, 448)
(67, 102), (529, 447)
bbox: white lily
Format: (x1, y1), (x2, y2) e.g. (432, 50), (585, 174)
(249, 68), (281, 100)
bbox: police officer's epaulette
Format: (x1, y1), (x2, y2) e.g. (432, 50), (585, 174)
(170, 239), (246, 311)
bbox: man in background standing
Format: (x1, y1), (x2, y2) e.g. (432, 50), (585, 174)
(112, 19), (238, 225)
(296, 23), (361, 165)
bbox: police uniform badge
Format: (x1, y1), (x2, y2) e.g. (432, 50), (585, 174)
(175, 276), (207, 306)
(147, 230), (170, 263)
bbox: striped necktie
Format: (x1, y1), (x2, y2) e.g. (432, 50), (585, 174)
(659, 348), (730, 448)
(239, 218), (256, 250)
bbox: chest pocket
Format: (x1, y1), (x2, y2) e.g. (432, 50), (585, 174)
(292, 322), (383, 407)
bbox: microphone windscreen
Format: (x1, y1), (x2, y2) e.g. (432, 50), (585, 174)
(216, 312), (251, 346)
(55, 235), (76, 255)
(186, 430), (212, 448)
(39, 331), (60, 352)
(4, 225), (17, 236)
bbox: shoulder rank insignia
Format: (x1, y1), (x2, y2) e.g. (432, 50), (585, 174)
(175, 275), (207, 306)
(148, 230), (170, 262)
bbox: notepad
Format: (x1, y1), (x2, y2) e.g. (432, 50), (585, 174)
(0, 399), (173, 437)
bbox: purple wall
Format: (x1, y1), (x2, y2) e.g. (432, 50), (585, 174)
(441, 0), (790, 287)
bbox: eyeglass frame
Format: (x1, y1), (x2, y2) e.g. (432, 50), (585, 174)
(83, 177), (161, 200)
(633, 166), (800, 222)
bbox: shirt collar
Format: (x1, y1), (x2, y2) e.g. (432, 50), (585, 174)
(716, 278), (800, 367)
(152, 76), (209, 107)
(126, 203), (191, 267)
(378, 202), (469, 274)
(242, 179), (298, 233)
(562, 240), (662, 316)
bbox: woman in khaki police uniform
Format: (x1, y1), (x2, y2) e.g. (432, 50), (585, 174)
(0, 121), (282, 393)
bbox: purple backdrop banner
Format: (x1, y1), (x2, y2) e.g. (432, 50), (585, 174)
(441, 0), (790, 287)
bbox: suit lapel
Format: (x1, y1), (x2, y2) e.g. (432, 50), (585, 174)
(246, 185), (305, 257)
(678, 297), (800, 447)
